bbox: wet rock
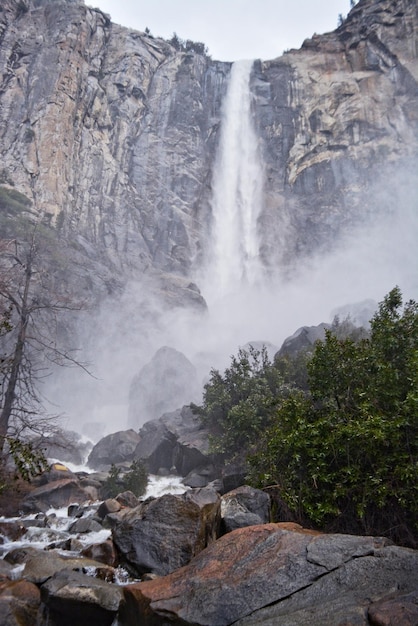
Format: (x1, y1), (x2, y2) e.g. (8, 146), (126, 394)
(115, 491), (139, 508)
(20, 478), (90, 513)
(0, 579), (41, 626)
(41, 569), (122, 626)
(3, 546), (40, 566)
(0, 559), (14, 579)
(132, 420), (177, 474)
(87, 430), (141, 471)
(221, 485), (271, 533)
(96, 498), (122, 519)
(68, 517), (103, 534)
(112, 487), (220, 576)
(368, 590), (418, 626)
(120, 526), (418, 626)
(133, 406), (213, 476)
(37, 463), (77, 486)
(0, 521), (26, 543)
(22, 551), (114, 585)
(80, 540), (118, 568)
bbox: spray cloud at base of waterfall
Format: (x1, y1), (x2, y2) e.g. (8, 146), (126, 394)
(48, 168), (418, 438)
(42, 56), (418, 439)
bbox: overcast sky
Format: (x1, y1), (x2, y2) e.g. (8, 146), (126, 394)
(91, 0), (354, 62)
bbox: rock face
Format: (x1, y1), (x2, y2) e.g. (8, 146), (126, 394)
(0, 0), (416, 304)
(120, 524), (418, 626)
(128, 347), (201, 427)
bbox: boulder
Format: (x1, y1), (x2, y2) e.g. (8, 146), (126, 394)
(368, 590), (418, 625)
(134, 406), (213, 477)
(68, 518), (103, 534)
(120, 525), (418, 626)
(128, 346), (201, 427)
(0, 579), (41, 626)
(97, 499), (122, 519)
(133, 420), (177, 474)
(221, 485), (271, 533)
(220, 462), (247, 493)
(80, 540), (118, 568)
(22, 551), (115, 585)
(0, 521), (26, 543)
(115, 491), (139, 508)
(87, 430), (141, 471)
(41, 569), (122, 626)
(112, 487), (221, 576)
(37, 463), (77, 486)
(277, 323), (330, 357)
(20, 478), (90, 513)
(0, 559), (14, 579)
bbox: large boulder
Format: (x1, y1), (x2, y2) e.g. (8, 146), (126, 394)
(0, 579), (41, 626)
(120, 524), (418, 626)
(87, 430), (141, 471)
(220, 485), (271, 533)
(41, 569), (122, 626)
(128, 346), (201, 427)
(20, 478), (90, 513)
(22, 551), (115, 585)
(132, 420), (177, 474)
(133, 406), (212, 477)
(112, 487), (220, 576)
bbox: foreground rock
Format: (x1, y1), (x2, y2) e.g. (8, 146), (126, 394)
(41, 570), (122, 626)
(0, 579), (42, 626)
(120, 524), (418, 626)
(112, 488), (220, 576)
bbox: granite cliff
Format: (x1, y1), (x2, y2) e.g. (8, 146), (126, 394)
(0, 0), (416, 305)
(0, 0), (417, 431)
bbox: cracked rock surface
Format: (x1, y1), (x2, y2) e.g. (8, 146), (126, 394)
(119, 524), (418, 625)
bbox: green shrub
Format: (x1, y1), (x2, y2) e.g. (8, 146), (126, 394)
(101, 460), (148, 499)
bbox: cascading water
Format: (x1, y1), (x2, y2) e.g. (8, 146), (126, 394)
(203, 59), (264, 302)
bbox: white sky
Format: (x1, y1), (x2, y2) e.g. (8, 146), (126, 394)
(91, 0), (354, 61)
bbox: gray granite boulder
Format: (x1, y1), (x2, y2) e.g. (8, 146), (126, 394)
(112, 487), (220, 576)
(120, 525), (418, 626)
(221, 485), (271, 533)
(87, 430), (141, 471)
(128, 346), (201, 427)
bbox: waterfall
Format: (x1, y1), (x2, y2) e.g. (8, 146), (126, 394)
(204, 59), (264, 301)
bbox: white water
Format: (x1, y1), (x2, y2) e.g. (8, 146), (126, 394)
(203, 59), (264, 302)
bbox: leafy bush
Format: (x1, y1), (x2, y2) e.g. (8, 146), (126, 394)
(193, 346), (289, 458)
(249, 287), (418, 545)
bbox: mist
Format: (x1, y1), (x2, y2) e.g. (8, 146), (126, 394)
(46, 57), (418, 440)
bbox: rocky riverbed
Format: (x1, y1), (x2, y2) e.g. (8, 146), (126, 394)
(0, 462), (417, 625)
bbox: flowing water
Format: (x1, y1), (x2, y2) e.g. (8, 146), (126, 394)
(203, 59), (264, 302)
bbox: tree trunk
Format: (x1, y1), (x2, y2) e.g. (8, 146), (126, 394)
(0, 257), (32, 453)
